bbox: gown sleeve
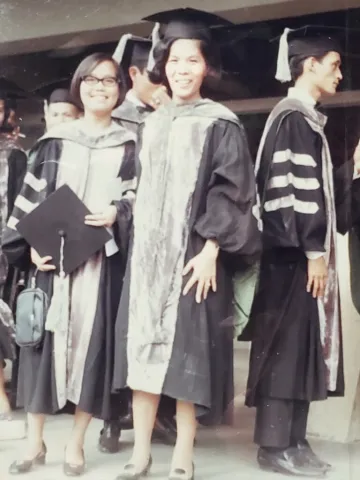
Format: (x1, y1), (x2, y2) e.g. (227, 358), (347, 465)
(2, 140), (61, 269)
(261, 111), (327, 254)
(7, 148), (28, 214)
(194, 120), (261, 258)
(333, 155), (360, 234)
(112, 140), (137, 256)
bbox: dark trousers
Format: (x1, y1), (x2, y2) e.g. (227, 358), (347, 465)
(254, 398), (310, 448)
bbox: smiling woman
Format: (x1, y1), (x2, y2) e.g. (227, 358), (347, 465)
(70, 53), (121, 114)
(112, 10), (261, 480)
(2, 52), (136, 477)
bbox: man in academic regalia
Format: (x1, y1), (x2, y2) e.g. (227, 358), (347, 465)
(245, 27), (355, 477)
(97, 34), (175, 454)
(112, 34), (170, 132)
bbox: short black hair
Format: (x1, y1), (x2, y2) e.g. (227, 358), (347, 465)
(290, 52), (328, 82)
(148, 37), (221, 89)
(70, 52), (123, 110)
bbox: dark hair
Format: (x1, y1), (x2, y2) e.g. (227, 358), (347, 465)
(148, 37), (221, 89)
(290, 53), (328, 82)
(70, 52), (123, 110)
(119, 60), (149, 92)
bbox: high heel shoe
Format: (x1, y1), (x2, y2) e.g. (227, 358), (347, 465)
(63, 448), (86, 476)
(169, 463), (195, 480)
(9, 442), (47, 475)
(115, 456), (153, 479)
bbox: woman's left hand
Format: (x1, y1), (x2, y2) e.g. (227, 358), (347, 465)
(182, 240), (219, 304)
(84, 205), (117, 228)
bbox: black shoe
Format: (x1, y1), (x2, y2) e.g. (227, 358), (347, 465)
(257, 447), (327, 477)
(98, 421), (121, 454)
(295, 440), (332, 472)
(118, 412), (134, 430)
(152, 416), (177, 446)
(9, 443), (47, 475)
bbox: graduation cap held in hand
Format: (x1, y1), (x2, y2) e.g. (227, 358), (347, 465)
(16, 185), (111, 275)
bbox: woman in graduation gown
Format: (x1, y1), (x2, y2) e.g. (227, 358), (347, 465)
(2, 53), (136, 476)
(112, 12), (261, 480)
(0, 92), (27, 424)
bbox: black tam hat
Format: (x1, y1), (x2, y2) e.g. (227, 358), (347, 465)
(276, 26), (342, 83)
(143, 8), (231, 71)
(33, 79), (76, 106)
(143, 7), (231, 42)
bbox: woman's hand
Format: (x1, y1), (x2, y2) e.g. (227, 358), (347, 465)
(31, 248), (56, 272)
(150, 86), (171, 110)
(182, 240), (219, 304)
(84, 205), (117, 228)
(307, 256), (328, 298)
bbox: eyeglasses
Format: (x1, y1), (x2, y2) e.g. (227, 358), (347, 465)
(81, 75), (119, 87)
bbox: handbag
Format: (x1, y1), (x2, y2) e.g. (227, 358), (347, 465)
(15, 270), (48, 348)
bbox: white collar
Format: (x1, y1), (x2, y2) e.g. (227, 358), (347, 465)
(287, 87), (317, 108)
(126, 90), (146, 108)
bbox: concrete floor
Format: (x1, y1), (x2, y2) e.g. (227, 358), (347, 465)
(1, 345), (359, 479)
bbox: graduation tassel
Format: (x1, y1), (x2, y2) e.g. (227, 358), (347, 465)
(45, 232), (69, 334)
(113, 33), (132, 63)
(275, 28), (294, 83)
(147, 22), (161, 73)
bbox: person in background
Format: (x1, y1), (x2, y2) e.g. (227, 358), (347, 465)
(3, 53), (135, 477)
(245, 27), (348, 477)
(43, 88), (81, 131)
(0, 91), (27, 438)
(112, 33), (170, 132)
(97, 33), (174, 455)
(112, 10), (260, 480)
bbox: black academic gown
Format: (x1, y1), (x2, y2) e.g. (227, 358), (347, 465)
(113, 100), (261, 425)
(2, 122), (135, 419)
(246, 108), (344, 409)
(0, 138), (27, 367)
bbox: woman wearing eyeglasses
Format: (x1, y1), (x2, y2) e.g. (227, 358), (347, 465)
(3, 53), (136, 476)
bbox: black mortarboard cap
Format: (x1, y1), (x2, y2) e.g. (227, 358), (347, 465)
(143, 8), (232, 42)
(113, 34), (152, 68)
(16, 185), (111, 275)
(113, 34), (152, 88)
(0, 78), (29, 100)
(276, 25), (343, 83)
(48, 88), (74, 105)
(33, 79), (75, 105)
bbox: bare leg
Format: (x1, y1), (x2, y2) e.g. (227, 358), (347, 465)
(0, 364), (11, 414)
(170, 401), (197, 475)
(65, 407), (92, 465)
(128, 390), (160, 470)
(25, 413), (46, 459)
